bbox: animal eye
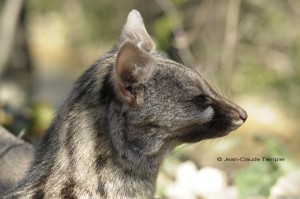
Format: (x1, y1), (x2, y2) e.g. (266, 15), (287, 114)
(193, 95), (211, 105)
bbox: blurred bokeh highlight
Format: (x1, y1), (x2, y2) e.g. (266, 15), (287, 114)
(0, 0), (299, 198)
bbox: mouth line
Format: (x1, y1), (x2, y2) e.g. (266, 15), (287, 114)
(176, 119), (245, 142)
(228, 119), (244, 131)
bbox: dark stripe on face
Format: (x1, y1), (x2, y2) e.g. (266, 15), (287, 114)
(94, 128), (110, 198)
(94, 118), (113, 198)
(32, 189), (45, 199)
(99, 73), (114, 105)
(95, 155), (109, 171)
(96, 179), (107, 197)
(30, 169), (51, 199)
(62, 116), (78, 199)
(60, 178), (77, 199)
(72, 64), (97, 102)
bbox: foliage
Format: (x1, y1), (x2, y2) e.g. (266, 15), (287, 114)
(234, 136), (298, 198)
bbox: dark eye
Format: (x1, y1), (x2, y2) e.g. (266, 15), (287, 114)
(193, 95), (211, 105)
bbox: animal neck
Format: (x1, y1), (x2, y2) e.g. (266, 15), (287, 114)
(12, 102), (161, 199)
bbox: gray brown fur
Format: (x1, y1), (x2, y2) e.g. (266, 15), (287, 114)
(1, 10), (247, 199)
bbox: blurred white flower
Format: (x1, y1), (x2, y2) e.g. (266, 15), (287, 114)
(165, 161), (238, 199)
(0, 82), (25, 109)
(166, 161), (198, 199)
(269, 170), (300, 199)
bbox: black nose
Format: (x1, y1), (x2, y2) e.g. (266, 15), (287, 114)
(238, 108), (248, 121)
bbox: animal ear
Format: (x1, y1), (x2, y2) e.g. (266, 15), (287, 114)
(119, 10), (156, 53)
(112, 41), (155, 107)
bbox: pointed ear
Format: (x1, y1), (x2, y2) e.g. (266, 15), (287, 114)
(120, 10), (156, 53)
(112, 41), (155, 107)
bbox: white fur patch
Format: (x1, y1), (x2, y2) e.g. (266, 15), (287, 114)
(232, 119), (243, 126)
(201, 106), (214, 122)
(137, 42), (143, 48)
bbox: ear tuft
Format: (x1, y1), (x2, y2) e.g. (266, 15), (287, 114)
(120, 10), (156, 53)
(112, 41), (155, 107)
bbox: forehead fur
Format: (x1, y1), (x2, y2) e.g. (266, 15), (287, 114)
(150, 54), (216, 97)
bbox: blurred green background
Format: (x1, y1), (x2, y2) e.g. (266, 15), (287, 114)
(0, 0), (300, 198)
